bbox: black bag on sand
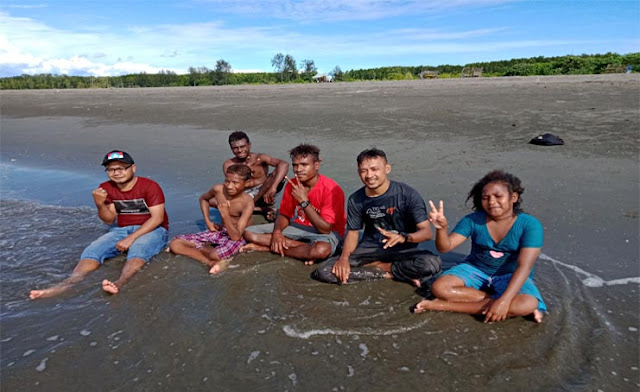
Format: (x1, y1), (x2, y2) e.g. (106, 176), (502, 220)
(529, 133), (564, 146)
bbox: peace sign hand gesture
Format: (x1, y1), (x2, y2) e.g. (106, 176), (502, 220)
(286, 176), (309, 204)
(428, 200), (448, 230)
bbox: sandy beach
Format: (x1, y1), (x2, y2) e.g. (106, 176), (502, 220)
(1, 74), (639, 391)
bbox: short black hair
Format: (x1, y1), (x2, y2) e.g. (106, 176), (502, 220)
(226, 164), (252, 180)
(356, 148), (387, 165)
(228, 131), (250, 144)
(289, 144), (320, 162)
(467, 170), (525, 213)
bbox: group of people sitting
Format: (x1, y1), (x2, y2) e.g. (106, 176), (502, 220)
(29, 131), (546, 323)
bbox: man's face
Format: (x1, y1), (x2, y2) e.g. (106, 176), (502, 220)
(224, 172), (247, 196)
(291, 154), (320, 183)
(105, 161), (135, 184)
(229, 139), (251, 159)
(357, 157), (390, 190)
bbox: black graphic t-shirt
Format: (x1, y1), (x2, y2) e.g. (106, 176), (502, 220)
(346, 181), (428, 249)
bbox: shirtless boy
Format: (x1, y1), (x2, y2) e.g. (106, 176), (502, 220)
(208, 131), (288, 220)
(169, 164), (254, 274)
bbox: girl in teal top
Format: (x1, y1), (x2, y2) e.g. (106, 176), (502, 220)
(414, 170), (546, 323)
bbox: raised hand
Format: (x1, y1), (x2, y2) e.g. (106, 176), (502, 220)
(286, 176), (309, 204)
(92, 187), (108, 205)
(428, 200), (448, 230)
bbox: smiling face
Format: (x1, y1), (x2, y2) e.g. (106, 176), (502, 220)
(223, 172), (247, 196)
(229, 139), (251, 160)
(105, 161), (136, 185)
(291, 154), (320, 183)
(358, 157), (390, 192)
(481, 182), (518, 218)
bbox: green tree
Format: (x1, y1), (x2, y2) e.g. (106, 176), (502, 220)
(330, 65), (344, 81)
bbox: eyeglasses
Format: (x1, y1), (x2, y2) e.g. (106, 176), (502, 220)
(105, 165), (132, 174)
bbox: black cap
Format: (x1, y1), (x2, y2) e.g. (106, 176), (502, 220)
(102, 150), (135, 166)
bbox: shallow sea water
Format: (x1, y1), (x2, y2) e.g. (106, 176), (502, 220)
(1, 162), (638, 392)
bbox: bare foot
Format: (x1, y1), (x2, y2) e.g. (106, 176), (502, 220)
(29, 284), (69, 299)
(240, 243), (270, 253)
(533, 309), (544, 323)
(209, 259), (230, 275)
(412, 299), (446, 314)
(102, 279), (119, 294)
(30, 288), (57, 300)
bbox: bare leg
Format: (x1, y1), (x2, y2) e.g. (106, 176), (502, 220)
(431, 275), (490, 302)
(240, 232), (272, 252)
(30, 259), (100, 299)
(102, 257), (146, 295)
(284, 241), (332, 265)
(169, 238), (216, 266)
(414, 294), (541, 321)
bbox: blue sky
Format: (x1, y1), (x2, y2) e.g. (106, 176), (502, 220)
(1, 0), (638, 77)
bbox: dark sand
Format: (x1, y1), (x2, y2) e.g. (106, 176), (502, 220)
(1, 74), (639, 391)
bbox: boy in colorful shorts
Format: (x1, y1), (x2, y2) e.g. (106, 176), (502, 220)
(169, 164), (254, 274)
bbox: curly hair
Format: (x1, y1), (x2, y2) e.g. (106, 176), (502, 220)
(289, 144), (320, 162)
(226, 164), (252, 180)
(467, 170), (525, 213)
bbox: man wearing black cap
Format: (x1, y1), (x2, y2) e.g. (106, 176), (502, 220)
(29, 150), (169, 298)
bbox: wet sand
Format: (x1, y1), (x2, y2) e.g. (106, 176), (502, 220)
(1, 74), (639, 391)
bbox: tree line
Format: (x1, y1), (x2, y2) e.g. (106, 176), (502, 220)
(1, 52), (637, 90)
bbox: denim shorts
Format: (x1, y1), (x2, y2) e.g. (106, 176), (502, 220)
(442, 262), (547, 312)
(80, 225), (168, 264)
(246, 223), (341, 256)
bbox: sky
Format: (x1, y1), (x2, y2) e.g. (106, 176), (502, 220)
(0, 0), (638, 77)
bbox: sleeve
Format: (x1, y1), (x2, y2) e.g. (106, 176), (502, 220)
(100, 181), (114, 204)
(407, 187), (429, 224)
(279, 182), (295, 219)
(452, 214), (474, 238)
(346, 194), (363, 231)
(318, 185), (340, 224)
(144, 180), (166, 207)
(520, 215), (544, 248)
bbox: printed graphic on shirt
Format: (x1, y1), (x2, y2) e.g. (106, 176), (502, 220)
(367, 205), (399, 234)
(295, 205), (320, 223)
(113, 198), (150, 215)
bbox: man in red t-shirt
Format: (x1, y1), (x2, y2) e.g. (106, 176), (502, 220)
(30, 150), (169, 299)
(242, 144), (346, 265)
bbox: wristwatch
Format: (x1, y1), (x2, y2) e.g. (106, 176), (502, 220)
(299, 200), (310, 208)
(399, 232), (409, 242)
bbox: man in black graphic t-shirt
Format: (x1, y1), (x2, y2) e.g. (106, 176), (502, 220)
(313, 148), (441, 286)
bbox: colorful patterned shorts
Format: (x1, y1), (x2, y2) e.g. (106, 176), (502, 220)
(175, 229), (246, 260)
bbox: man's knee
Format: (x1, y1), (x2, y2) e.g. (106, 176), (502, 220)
(311, 242), (332, 260)
(391, 252), (442, 282)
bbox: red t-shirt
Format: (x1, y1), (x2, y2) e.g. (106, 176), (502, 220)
(279, 174), (346, 237)
(100, 177), (169, 230)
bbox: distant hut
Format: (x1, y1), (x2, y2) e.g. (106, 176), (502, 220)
(313, 74), (333, 83)
(461, 67), (483, 78)
(419, 70), (440, 79)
